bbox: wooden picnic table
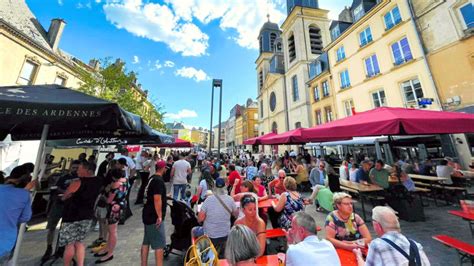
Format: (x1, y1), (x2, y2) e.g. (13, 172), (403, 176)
(449, 210), (474, 237)
(336, 248), (358, 266)
(339, 180), (383, 221)
(409, 174), (448, 206)
(258, 198), (278, 209)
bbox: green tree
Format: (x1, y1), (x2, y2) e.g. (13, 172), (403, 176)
(77, 57), (166, 132)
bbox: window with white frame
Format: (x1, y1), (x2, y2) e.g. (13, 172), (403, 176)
(54, 75), (66, 86)
(359, 27), (373, 47)
(365, 54), (380, 77)
(384, 6), (402, 30)
(401, 78), (424, 107)
(315, 110), (323, 125)
(459, 2), (474, 29)
(372, 89), (386, 107)
(315, 61), (322, 76)
(343, 99), (354, 117)
(353, 4), (364, 21)
(313, 86), (320, 101)
(292, 75), (299, 101)
(331, 26), (341, 40)
(391, 37), (413, 65)
(336, 46), (346, 62)
(18, 60), (38, 85)
(322, 80), (330, 97)
(339, 70), (351, 89)
(324, 106), (333, 122)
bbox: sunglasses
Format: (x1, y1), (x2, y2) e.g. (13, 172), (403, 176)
(242, 196), (256, 205)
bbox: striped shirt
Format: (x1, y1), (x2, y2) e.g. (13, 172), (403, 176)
(201, 194), (237, 239)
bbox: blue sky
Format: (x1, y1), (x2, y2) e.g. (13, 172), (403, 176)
(27, 0), (347, 129)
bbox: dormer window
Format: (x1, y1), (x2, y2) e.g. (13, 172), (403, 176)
(331, 26), (341, 40)
(353, 4), (364, 21)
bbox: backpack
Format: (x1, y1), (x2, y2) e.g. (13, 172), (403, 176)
(185, 235), (219, 266)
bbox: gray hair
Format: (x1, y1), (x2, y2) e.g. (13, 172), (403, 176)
(213, 186), (228, 196)
(333, 192), (352, 205)
(225, 225), (260, 265)
(372, 206), (400, 231)
(294, 211), (317, 235)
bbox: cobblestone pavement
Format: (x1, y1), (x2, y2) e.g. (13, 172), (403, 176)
(18, 171), (472, 265)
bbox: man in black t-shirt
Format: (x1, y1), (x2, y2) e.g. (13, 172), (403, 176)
(141, 160), (167, 266)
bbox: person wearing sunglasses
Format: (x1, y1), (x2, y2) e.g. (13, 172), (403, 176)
(234, 195), (266, 257)
(325, 192), (372, 251)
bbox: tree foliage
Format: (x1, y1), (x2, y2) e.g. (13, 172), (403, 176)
(77, 57), (167, 132)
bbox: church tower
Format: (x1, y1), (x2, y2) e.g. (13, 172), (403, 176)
(281, 0), (330, 129)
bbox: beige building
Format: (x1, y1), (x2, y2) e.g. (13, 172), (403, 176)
(411, 0), (474, 111)
(325, 0), (442, 120)
(257, 1), (331, 153)
(0, 0), (97, 89)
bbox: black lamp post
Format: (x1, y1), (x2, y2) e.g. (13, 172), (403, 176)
(209, 79), (223, 158)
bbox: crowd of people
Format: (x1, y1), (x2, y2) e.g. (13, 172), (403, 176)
(1, 146), (472, 266)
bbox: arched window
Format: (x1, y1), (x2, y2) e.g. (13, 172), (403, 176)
(288, 33), (296, 62)
(271, 122), (278, 134)
(309, 26), (323, 54)
(269, 92), (276, 112)
(259, 36), (263, 53)
(270, 33), (277, 51)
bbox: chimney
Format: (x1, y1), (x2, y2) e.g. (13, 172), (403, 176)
(47, 18), (66, 51)
(88, 59), (101, 71)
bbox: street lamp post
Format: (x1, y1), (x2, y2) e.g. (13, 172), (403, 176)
(208, 85), (215, 154)
(213, 79), (223, 159)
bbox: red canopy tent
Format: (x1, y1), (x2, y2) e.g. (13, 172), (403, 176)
(243, 132), (276, 145)
(260, 128), (307, 145)
(149, 138), (193, 148)
(301, 107), (474, 141)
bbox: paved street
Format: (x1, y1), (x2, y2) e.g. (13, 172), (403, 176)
(18, 171), (472, 266)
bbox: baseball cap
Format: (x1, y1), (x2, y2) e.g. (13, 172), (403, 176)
(215, 177), (226, 188)
(156, 160), (166, 169)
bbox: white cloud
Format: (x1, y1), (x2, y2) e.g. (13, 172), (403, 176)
(76, 2), (92, 9)
(103, 0), (209, 56)
(132, 55), (140, 64)
(58, 0), (63, 6)
(102, 0), (285, 55)
(164, 60), (175, 68)
(164, 109), (198, 120)
(151, 60), (162, 71)
(175, 66), (210, 82)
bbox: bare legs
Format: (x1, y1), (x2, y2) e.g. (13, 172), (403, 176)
(63, 242), (85, 266)
(141, 245), (163, 266)
(98, 222), (117, 260)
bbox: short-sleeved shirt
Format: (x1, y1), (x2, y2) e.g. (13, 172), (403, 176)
(436, 165), (454, 185)
(115, 155), (136, 178)
(198, 179), (209, 200)
(172, 159), (191, 185)
(369, 168), (390, 189)
(325, 211), (365, 241)
(62, 177), (103, 223)
(142, 175), (167, 225)
(0, 185), (31, 257)
(355, 168), (369, 183)
(201, 194), (237, 238)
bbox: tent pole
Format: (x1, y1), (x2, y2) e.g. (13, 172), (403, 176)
(11, 124), (49, 265)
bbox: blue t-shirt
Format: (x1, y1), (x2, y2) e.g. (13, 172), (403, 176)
(246, 166), (258, 180)
(0, 185), (31, 257)
(355, 168), (369, 183)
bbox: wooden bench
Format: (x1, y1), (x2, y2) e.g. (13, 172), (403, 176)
(413, 181), (431, 187)
(433, 235), (474, 265)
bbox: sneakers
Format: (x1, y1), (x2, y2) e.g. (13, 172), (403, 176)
(91, 242), (107, 254)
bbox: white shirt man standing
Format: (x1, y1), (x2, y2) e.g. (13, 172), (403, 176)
(285, 211), (341, 266)
(170, 154), (191, 200)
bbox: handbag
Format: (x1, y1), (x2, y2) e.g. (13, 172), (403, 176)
(185, 235), (219, 266)
(215, 195), (237, 226)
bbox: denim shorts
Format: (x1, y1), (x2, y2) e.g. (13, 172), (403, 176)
(143, 223), (166, 250)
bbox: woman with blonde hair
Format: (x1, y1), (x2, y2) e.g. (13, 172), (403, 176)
(325, 192), (371, 250)
(270, 176), (304, 229)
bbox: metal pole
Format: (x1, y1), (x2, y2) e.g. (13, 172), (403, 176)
(209, 86), (215, 154)
(12, 124), (49, 265)
(217, 83), (223, 159)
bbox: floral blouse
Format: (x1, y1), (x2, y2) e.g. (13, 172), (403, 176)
(325, 211), (365, 241)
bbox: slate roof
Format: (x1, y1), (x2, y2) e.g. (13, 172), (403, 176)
(0, 0), (52, 51)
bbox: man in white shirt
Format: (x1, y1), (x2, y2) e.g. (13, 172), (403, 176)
(115, 148), (136, 179)
(170, 154), (191, 200)
(285, 211), (341, 266)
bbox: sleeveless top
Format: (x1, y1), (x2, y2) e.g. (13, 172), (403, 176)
(278, 192), (304, 229)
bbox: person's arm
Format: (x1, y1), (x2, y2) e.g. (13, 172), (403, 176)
(272, 193), (287, 212)
(368, 169), (376, 185)
(62, 179), (81, 200)
(198, 210), (206, 223)
(154, 194), (162, 226)
(256, 219), (266, 257)
(187, 163), (192, 174)
(358, 223), (372, 246)
(170, 166), (175, 179)
(258, 187), (268, 201)
(196, 185), (203, 200)
(325, 225), (359, 250)
(268, 179), (276, 196)
(230, 178), (240, 197)
(353, 248), (366, 266)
